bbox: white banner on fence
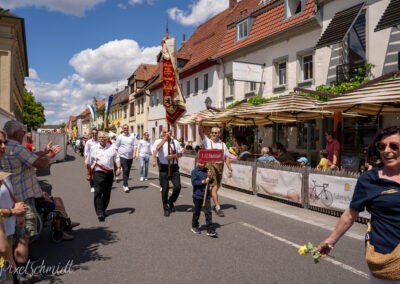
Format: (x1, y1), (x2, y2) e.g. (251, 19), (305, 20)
(308, 174), (370, 218)
(179, 156), (195, 176)
(255, 168), (302, 204)
(222, 163), (253, 192)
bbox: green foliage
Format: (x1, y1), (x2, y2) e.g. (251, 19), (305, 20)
(23, 89), (45, 130)
(316, 63), (374, 94)
(247, 95), (271, 105)
(226, 100), (241, 109)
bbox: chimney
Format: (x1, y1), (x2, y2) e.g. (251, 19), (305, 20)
(181, 34), (186, 47)
(229, 0), (237, 9)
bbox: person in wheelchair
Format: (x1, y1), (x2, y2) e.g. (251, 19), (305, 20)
(35, 191), (80, 242)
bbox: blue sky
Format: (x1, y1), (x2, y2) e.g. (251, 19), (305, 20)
(0, 0), (228, 124)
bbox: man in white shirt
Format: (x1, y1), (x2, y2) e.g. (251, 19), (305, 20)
(115, 124), (136, 192)
(197, 118), (233, 217)
(154, 127), (182, 217)
(84, 129), (99, 193)
(86, 131), (121, 221)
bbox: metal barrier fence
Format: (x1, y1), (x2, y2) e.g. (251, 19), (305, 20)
(180, 154), (370, 224)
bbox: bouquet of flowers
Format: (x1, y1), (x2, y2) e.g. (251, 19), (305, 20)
(298, 242), (321, 263)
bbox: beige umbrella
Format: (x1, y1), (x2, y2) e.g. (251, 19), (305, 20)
(176, 108), (222, 125)
(323, 71), (400, 115)
(209, 93), (335, 126)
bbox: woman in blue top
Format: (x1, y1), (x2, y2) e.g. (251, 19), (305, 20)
(318, 126), (400, 283)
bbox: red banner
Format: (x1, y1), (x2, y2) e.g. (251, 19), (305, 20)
(197, 149), (224, 163)
(162, 38), (186, 126)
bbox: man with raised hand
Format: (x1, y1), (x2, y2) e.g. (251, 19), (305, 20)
(197, 117), (232, 217)
(1, 120), (61, 282)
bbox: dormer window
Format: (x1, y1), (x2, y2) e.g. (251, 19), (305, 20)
(237, 18), (253, 41)
(258, 0), (270, 5)
(285, 0), (305, 19)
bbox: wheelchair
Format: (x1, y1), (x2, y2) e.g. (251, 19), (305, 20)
(30, 198), (71, 243)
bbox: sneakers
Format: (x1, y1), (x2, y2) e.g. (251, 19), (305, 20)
(206, 229), (218, 237)
(140, 177), (144, 181)
(191, 227), (201, 234)
(123, 186), (129, 192)
(91, 187), (95, 193)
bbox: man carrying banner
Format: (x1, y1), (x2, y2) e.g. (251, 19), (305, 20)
(197, 118), (233, 217)
(154, 127), (182, 216)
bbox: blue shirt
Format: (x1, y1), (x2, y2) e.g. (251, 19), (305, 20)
(257, 155), (279, 163)
(350, 166), (400, 254)
(191, 166), (213, 200)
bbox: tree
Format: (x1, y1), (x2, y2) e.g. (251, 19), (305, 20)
(23, 88), (46, 130)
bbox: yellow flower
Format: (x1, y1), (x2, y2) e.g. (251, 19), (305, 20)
(298, 242), (321, 263)
(298, 245), (308, 255)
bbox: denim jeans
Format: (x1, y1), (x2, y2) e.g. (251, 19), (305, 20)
(139, 156), (149, 178)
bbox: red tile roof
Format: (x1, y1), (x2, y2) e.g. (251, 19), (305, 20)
(131, 64), (158, 81)
(216, 0), (316, 57)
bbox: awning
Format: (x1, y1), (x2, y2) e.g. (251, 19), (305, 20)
(324, 71), (400, 115)
(375, 0), (400, 32)
(315, 3), (364, 48)
(176, 108), (221, 126)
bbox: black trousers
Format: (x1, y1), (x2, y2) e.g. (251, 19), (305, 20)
(192, 198), (212, 229)
(120, 157), (133, 186)
(159, 165), (181, 210)
(93, 171), (114, 216)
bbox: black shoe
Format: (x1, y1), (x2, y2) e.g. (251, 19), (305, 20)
(168, 202), (176, 212)
(206, 229), (218, 238)
(164, 210), (170, 217)
(98, 215), (105, 222)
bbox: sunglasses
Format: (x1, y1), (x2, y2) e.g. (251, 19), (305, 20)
(0, 140), (7, 145)
(375, 142), (400, 152)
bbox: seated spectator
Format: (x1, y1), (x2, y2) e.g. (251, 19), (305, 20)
(297, 157), (309, 167)
(257, 147), (279, 163)
(238, 145), (251, 161)
(316, 149), (329, 171)
(185, 141), (193, 151)
(274, 142), (294, 163)
(194, 145), (201, 153)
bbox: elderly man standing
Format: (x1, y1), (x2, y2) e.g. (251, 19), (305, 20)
(86, 131), (121, 221)
(154, 127), (183, 217)
(0, 120), (61, 280)
(84, 128), (99, 193)
(115, 124), (136, 192)
(197, 118), (232, 217)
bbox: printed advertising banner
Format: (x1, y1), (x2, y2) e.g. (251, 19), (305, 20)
(222, 163), (253, 192)
(179, 156), (195, 176)
(308, 174), (370, 218)
(256, 168), (302, 204)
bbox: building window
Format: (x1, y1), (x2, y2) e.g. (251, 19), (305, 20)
(141, 98), (144, 114)
(302, 55), (313, 81)
(237, 19), (249, 41)
(276, 61), (287, 86)
(186, 81), (190, 97)
(226, 76), (235, 97)
(203, 73), (209, 91)
(248, 82), (257, 93)
(285, 0), (304, 19)
(194, 77), (199, 94)
(130, 102), (135, 117)
(124, 106), (127, 119)
(137, 101), (140, 114)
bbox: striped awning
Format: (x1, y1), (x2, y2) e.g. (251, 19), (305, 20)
(324, 72), (400, 115)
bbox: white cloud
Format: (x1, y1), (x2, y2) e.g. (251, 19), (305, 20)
(28, 68), (40, 80)
(0, 0), (106, 16)
(167, 0), (228, 26)
(26, 39), (161, 124)
(127, 0), (155, 5)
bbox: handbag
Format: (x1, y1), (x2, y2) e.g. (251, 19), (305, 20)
(365, 222), (400, 280)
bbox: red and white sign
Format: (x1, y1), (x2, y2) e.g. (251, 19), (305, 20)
(198, 149), (224, 163)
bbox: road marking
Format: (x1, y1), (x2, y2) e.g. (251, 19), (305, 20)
(239, 222), (369, 279)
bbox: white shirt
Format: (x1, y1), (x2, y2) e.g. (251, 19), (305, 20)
(154, 138), (182, 165)
(84, 138), (99, 157)
(87, 143), (119, 172)
(136, 139), (152, 157)
(115, 133), (136, 159)
(0, 177), (16, 236)
(201, 136), (229, 163)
